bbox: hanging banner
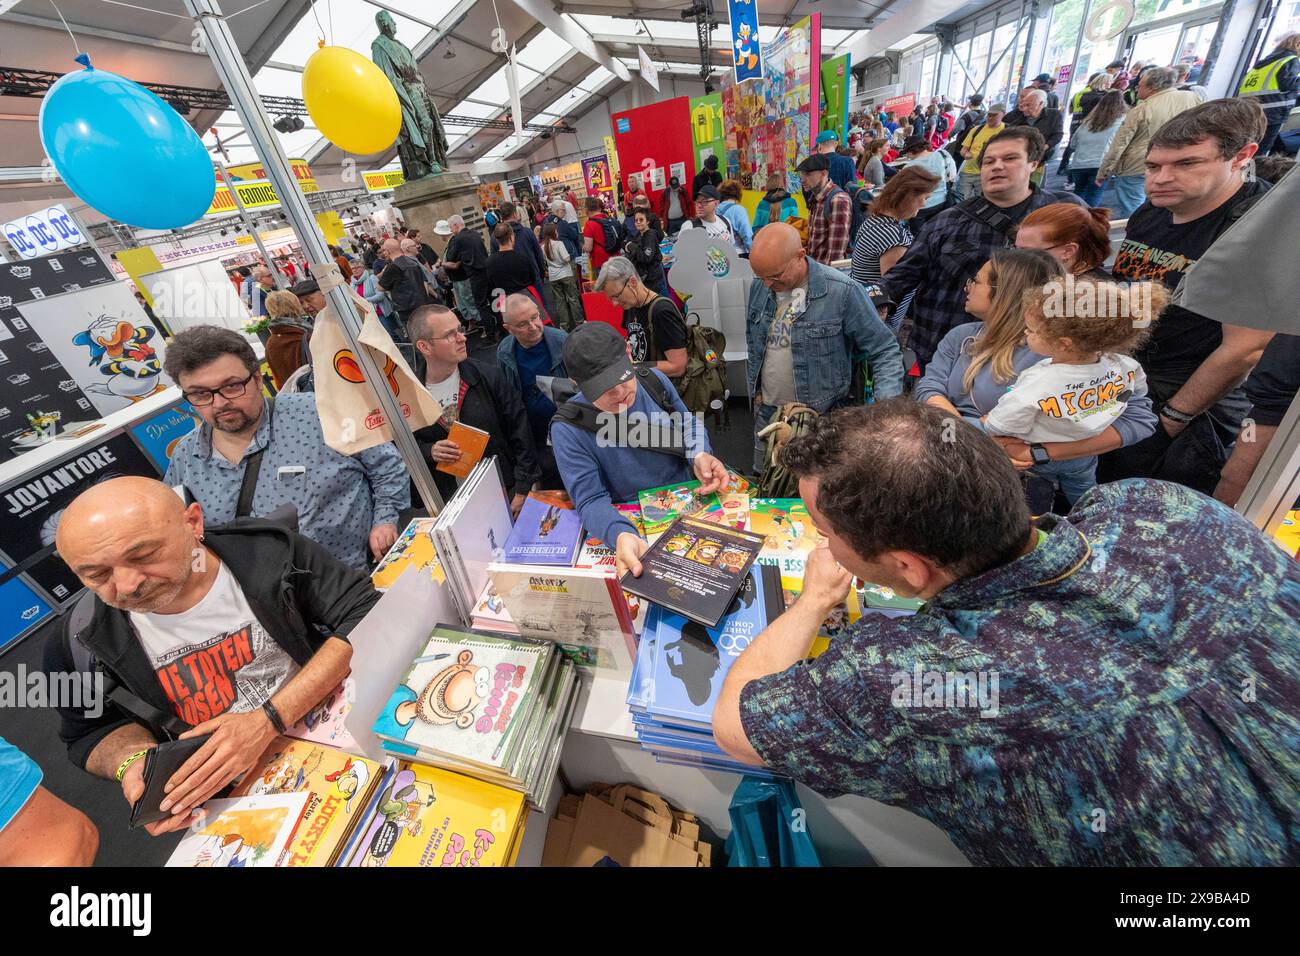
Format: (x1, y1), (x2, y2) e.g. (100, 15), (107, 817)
(728, 0), (764, 83)
(2, 205), (87, 261)
(206, 158), (318, 217)
(818, 53), (851, 141)
(638, 46), (660, 93)
(602, 134), (620, 182)
(114, 246), (163, 305)
(581, 156), (616, 215)
(316, 211), (346, 246)
(363, 169), (406, 192)
(507, 44), (525, 143)
(881, 93), (916, 117)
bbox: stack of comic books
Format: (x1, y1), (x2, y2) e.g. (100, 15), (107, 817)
(625, 564), (786, 777)
(432, 458), (514, 622)
(228, 738), (387, 866)
(371, 624), (579, 810)
(343, 762), (529, 868)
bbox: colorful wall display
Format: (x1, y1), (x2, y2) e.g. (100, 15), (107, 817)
(477, 181), (508, 210)
(689, 92), (726, 173)
(609, 97), (695, 200)
(727, 0), (764, 83)
(17, 282), (170, 417)
(819, 53), (851, 142)
(720, 14), (821, 193)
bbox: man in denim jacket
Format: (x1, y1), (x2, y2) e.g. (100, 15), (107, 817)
(746, 223), (905, 471)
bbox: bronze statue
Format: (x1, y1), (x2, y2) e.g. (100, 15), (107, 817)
(371, 10), (448, 179)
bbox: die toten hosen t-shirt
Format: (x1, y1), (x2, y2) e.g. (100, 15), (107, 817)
(129, 562), (299, 726)
(623, 296), (687, 366)
(1110, 181), (1268, 384)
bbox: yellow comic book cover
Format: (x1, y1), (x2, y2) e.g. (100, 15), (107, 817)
(347, 762), (527, 868)
(372, 517), (446, 591)
(230, 738), (383, 867)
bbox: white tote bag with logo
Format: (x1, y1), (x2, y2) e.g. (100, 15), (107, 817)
(308, 286), (441, 454)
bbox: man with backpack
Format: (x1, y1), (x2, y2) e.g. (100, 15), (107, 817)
(796, 153), (855, 264)
(550, 322), (728, 578)
(678, 184), (735, 243)
(582, 195), (623, 278)
(594, 256), (688, 382)
(746, 223), (905, 473)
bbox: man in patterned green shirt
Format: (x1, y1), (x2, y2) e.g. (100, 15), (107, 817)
(714, 399), (1300, 865)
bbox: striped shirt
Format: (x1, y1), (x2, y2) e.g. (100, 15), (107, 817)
(850, 215), (915, 327)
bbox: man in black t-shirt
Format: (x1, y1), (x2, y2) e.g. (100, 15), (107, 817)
(1099, 99), (1275, 493)
(442, 215), (491, 333)
(486, 223), (546, 336)
(592, 256), (687, 380)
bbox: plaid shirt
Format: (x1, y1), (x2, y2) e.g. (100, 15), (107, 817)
(740, 480), (1300, 865)
(806, 180), (853, 264)
(881, 186), (1083, 369)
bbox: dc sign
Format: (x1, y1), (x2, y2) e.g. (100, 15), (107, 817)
(3, 205), (86, 260)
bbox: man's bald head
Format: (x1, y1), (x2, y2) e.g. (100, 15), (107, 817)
(750, 223), (808, 292)
(381, 238), (401, 258)
(400, 238), (419, 256)
(58, 477), (208, 613)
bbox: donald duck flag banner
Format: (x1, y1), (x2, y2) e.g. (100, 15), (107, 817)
(729, 0), (763, 83)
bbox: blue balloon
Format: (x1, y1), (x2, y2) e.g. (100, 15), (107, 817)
(39, 56), (215, 230)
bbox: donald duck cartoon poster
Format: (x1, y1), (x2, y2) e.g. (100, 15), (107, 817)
(16, 282), (168, 416)
(728, 0), (763, 82)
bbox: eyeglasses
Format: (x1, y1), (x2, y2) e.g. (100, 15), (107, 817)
(432, 325), (468, 343)
(183, 371), (256, 406)
(965, 274), (995, 293)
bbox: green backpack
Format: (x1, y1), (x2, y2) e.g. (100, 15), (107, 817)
(676, 312), (728, 418)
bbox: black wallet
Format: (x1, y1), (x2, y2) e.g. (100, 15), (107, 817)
(128, 734), (213, 829)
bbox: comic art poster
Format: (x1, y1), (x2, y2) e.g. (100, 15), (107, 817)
(16, 282), (169, 417)
(727, 0), (764, 82)
(719, 14), (821, 192)
(581, 156), (617, 216)
(166, 793), (310, 867)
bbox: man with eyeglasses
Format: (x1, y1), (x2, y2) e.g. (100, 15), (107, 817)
(162, 326), (408, 570)
(746, 223), (905, 473)
(594, 256), (688, 382)
(408, 304), (539, 514)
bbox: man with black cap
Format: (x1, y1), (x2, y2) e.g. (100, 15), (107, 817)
(692, 154), (722, 196)
(1030, 72), (1060, 110)
(796, 153), (853, 264)
(678, 184), (734, 242)
(658, 175), (694, 235)
(550, 323), (728, 576)
(290, 279), (326, 318)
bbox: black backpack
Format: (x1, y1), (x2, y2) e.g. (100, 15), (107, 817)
(550, 366), (685, 457)
(596, 216), (622, 254)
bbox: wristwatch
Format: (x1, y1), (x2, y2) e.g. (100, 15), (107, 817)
(1029, 443), (1051, 465)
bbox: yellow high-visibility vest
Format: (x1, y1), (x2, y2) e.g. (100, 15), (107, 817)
(1239, 54), (1298, 95)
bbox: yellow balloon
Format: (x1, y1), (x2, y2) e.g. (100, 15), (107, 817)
(302, 45), (401, 156)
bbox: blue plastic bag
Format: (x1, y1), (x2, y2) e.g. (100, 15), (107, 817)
(725, 775), (821, 867)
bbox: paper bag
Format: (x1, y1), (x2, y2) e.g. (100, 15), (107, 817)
(308, 287), (442, 454)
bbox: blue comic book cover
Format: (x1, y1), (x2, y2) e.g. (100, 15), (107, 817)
(503, 496), (583, 565)
(643, 565), (783, 730)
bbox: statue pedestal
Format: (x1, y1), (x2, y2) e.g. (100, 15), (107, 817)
(392, 171), (486, 254)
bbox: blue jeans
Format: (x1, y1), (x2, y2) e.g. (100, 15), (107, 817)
(1031, 456), (1097, 506)
(452, 278), (480, 323)
(1070, 168), (1105, 207)
(1109, 174), (1146, 219)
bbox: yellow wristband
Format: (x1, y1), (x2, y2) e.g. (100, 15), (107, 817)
(115, 750), (149, 783)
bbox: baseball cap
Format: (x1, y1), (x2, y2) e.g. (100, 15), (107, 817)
(290, 279), (320, 297)
(695, 184), (721, 202)
(1033, 73), (1052, 84)
(433, 219), (452, 236)
(815, 129), (839, 144)
(795, 153), (830, 173)
(562, 323), (635, 401)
